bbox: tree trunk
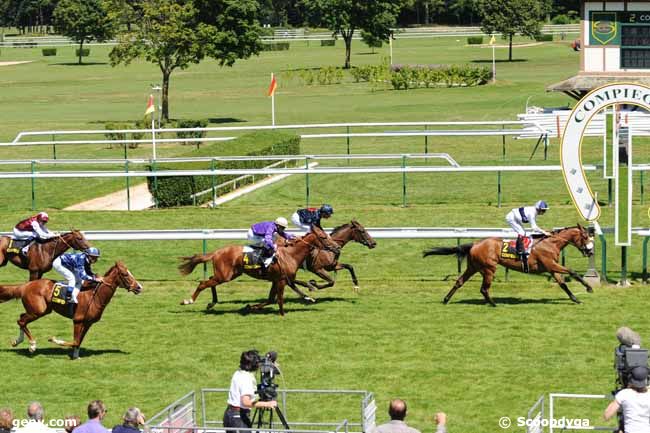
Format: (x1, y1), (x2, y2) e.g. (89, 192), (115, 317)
(343, 31), (353, 69)
(424, 2), (429, 25)
(508, 34), (513, 61)
(162, 70), (171, 122)
(78, 39), (84, 64)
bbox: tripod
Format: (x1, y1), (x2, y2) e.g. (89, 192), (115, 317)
(251, 404), (290, 430)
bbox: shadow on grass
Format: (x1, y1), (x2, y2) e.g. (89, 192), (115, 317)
(49, 62), (109, 66)
(450, 296), (576, 306)
(207, 117), (247, 124)
(168, 296), (352, 316)
(0, 347), (128, 359)
(471, 59), (527, 64)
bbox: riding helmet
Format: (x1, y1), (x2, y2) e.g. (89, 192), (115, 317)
(274, 217), (288, 228)
(85, 247), (101, 257)
(37, 211), (49, 222)
(320, 204), (334, 215)
(535, 200), (549, 211)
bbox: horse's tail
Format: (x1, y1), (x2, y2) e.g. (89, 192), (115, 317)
(178, 253), (215, 276)
(422, 243), (473, 260)
(0, 284), (22, 303)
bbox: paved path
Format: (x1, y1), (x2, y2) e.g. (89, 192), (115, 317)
(65, 183), (154, 211)
(0, 61), (34, 66)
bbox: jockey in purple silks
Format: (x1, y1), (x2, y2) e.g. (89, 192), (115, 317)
(247, 217), (295, 268)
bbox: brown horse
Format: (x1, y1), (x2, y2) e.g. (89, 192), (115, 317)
(423, 225), (595, 306)
(293, 220), (377, 294)
(0, 261), (142, 359)
(178, 225), (341, 315)
(0, 230), (91, 280)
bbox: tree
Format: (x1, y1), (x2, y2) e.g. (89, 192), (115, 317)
(53, 0), (115, 64)
(109, 0), (262, 121)
(477, 0), (551, 61)
(303, 0), (401, 69)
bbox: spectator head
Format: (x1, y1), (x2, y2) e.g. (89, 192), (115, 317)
(87, 401), (106, 421)
(64, 415), (80, 433)
(240, 350), (260, 372)
(0, 408), (13, 431)
(122, 408), (144, 428)
(27, 402), (44, 422)
(388, 399), (407, 421)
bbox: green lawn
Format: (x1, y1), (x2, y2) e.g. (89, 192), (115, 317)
(0, 36), (647, 433)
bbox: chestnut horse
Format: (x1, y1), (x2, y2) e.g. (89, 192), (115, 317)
(423, 225), (595, 306)
(0, 230), (91, 280)
(178, 225), (340, 315)
(0, 261), (142, 359)
(293, 220), (377, 294)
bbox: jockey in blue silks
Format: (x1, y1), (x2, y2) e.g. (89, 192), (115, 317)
(247, 217), (295, 268)
(52, 247), (103, 303)
(291, 204), (333, 233)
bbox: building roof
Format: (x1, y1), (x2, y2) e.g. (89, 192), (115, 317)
(547, 74), (650, 99)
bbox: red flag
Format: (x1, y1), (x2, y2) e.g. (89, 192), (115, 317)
(267, 74), (277, 97)
(144, 94), (155, 116)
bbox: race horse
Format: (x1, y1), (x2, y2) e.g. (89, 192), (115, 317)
(0, 230), (92, 280)
(178, 224), (341, 316)
(292, 220), (377, 294)
(0, 261), (142, 359)
(422, 225), (595, 306)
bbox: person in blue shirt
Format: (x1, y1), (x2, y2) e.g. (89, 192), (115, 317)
(52, 247), (103, 303)
(291, 204), (333, 233)
(247, 217), (295, 267)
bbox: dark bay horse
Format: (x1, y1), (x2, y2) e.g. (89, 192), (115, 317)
(0, 230), (91, 280)
(0, 261), (143, 359)
(178, 225), (341, 316)
(423, 225), (595, 306)
(293, 220), (377, 293)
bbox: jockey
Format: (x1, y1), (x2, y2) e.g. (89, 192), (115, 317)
(247, 217), (295, 268)
(505, 200), (552, 271)
(291, 204), (333, 233)
(13, 212), (58, 256)
(52, 247), (103, 304)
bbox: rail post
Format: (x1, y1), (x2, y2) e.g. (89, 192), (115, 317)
(643, 237), (649, 284)
(544, 133), (549, 160)
(52, 134), (56, 159)
(211, 159), (217, 208)
(424, 125), (428, 154)
(619, 246), (629, 287)
(502, 123), (506, 160)
(305, 156), (310, 207)
(641, 171), (645, 205)
(30, 160), (36, 211)
(346, 126), (350, 157)
(125, 160), (130, 211)
(608, 179), (613, 206)
(456, 238), (461, 273)
(497, 171), (502, 208)
(202, 239), (208, 280)
(599, 234), (607, 282)
(402, 154), (407, 207)
(152, 159), (159, 208)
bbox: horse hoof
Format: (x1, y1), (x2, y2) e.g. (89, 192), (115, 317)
(10, 339), (17, 347)
(442, 298), (449, 305)
(181, 299), (193, 305)
(586, 287), (593, 293)
(206, 302), (215, 310)
(28, 344), (36, 353)
(353, 285), (360, 292)
(303, 296), (316, 304)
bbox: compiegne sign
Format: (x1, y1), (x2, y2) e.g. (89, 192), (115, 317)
(561, 82), (643, 245)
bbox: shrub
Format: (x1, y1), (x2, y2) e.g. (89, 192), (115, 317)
(104, 122), (129, 149)
(261, 42), (290, 51)
(388, 64), (490, 90)
(176, 119), (209, 147)
(42, 48), (57, 56)
(535, 34), (553, 42)
(148, 131), (301, 207)
(467, 36), (483, 45)
(75, 48), (90, 57)
(320, 39), (335, 47)
(551, 14), (571, 24)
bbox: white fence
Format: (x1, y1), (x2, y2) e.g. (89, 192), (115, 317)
(519, 110), (650, 139)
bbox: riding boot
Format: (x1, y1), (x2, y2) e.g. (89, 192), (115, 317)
(521, 253), (529, 273)
(516, 236), (529, 273)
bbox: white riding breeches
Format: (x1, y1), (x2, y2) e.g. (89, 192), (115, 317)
(52, 257), (77, 288)
(505, 213), (526, 237)
(291, 212), (312, 233)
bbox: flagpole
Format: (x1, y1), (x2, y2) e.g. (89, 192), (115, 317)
(151, 112), (157, 160)
(271, 72), (276, 126)
(491, 36), (496, 83)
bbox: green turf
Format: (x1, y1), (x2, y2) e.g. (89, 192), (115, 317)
(0, 34), (647, 433)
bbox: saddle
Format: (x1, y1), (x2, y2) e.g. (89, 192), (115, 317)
(6, 238), (30, 256)
(242, 246), (265, 270)
(501, 237), (533, 260)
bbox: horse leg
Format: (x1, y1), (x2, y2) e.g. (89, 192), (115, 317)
(443, 265), (478, 304)
(250, 282), (278, 312)
(309, 268), (337, 291)
(284, 280), (315, 303)
(181, 271), (238, 309)
(276, 279), (287, 316)
(336, 262), (360, 291)
(550, 272), (581, 304)
(15, 312), (39, 353)
(478, 270), (497, 307)
(49, 322), (87, 359)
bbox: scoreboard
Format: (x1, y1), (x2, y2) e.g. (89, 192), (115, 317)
(590, 11), (650, 68)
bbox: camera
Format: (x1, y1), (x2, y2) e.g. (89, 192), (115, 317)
(614, 327), (649, 392)
(257, 351), (280, 402)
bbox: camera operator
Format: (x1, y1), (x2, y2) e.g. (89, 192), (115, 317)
(604, 366), (650, 433)
(223, 350), (277, 433)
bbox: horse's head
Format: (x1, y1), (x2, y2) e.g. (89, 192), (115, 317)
(569, 224), (595, 257)
(350, 220), (377, 249)
(63, 230), (91, 251)
(110, 261), (143, 294)
(310, 225), (341, 255)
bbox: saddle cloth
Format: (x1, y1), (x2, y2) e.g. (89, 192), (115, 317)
(242, 246), (265, 270)
(501, 237), (532, 259)
(6, 238), (29, 255)
(51, 282), (71, 305)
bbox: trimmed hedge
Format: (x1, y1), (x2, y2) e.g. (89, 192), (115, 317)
(467, 36), (483, 45)
(104, 122), (141, 149)
(42, 48), (57, 56)
(176, 119), (208, 147)
(321, 39), (335, 47)
(535, 34), (553, 42)
(262, 42), (290, 51)
(148, 131), (301, 207)
(75, 48), (90, 57)
(389, 64), (491, 89)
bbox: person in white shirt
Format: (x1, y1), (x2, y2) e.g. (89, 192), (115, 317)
(504, 200), (551, 272)
(14, 402), (55, 433)
(223, 350), (277, 433)
(605, 366), (650, 433)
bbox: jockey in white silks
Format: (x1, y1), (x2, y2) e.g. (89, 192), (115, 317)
(504, 200), (552, 272)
